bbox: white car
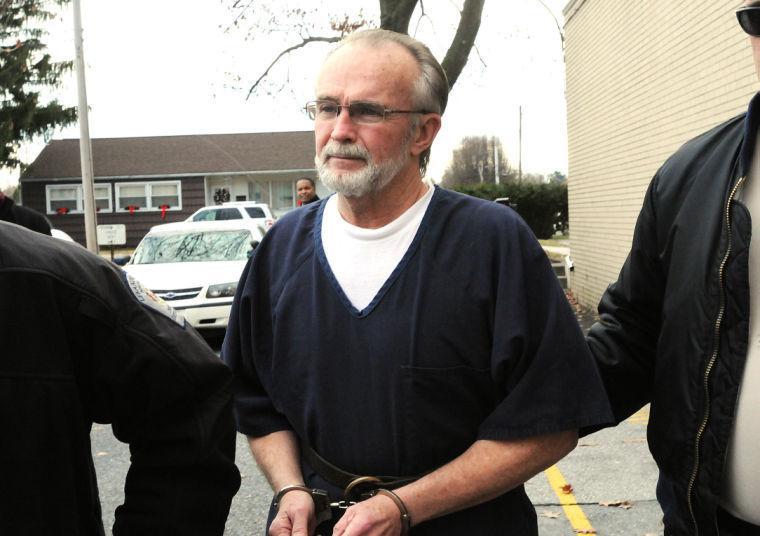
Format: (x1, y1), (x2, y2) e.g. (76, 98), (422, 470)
(51, 229), (76, 242)
(187, 202), (275, 232)
(123, 220), (263, 330)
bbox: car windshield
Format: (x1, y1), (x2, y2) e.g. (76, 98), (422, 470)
(131, 230), (252, 264)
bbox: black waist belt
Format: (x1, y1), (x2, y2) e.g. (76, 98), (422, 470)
(301, 442), (420, 497)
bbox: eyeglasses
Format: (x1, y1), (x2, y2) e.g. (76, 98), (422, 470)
(737, 6), (760, 37)
(304, 100), (432, 124)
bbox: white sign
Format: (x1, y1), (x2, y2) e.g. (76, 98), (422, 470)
(97, 224), (127, 246)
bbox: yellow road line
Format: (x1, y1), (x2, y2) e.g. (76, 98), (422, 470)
(626, 405), (650, 425)
(544, 464), (596, 534)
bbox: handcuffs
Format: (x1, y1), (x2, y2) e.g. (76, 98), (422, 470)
(273, 476), (412, 534)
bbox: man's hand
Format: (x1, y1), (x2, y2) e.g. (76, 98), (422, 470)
(248, 432), (315, 535)
(269, 490), (316, 536)
(332, 494), (402, 536)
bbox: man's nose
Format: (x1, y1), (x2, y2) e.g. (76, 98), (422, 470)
(330, 107), (358, 143)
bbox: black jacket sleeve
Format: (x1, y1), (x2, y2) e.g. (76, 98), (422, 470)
(586, 176), (664, 425)
(70, 266), (241, 535)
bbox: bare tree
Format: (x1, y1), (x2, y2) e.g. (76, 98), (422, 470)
(225, 0), (486, 99)
(441, 135), (515, 187)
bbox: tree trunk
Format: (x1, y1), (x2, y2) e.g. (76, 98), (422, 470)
(378, 0), (486, 91)
(238, 0), (487, 99)
(378, 0), (418, 33)
(441, 0), (486, 89)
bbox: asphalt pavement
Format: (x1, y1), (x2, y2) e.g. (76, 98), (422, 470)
(91, 409), (662, 535)
(528, 406), (663, 535)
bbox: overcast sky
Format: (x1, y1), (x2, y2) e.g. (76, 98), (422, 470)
(2, 0), (568, 189)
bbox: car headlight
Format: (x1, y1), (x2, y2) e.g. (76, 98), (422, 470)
(206, 282), (237, 298)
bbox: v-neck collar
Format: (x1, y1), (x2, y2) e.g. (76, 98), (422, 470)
(314, 186), (439, 318)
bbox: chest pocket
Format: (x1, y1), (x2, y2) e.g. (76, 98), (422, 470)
(401, 364), (496, 474)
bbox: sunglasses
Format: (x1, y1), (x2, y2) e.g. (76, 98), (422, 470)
(737, 6), (760, 37)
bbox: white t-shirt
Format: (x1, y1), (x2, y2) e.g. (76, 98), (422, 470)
(720, 134), (760, 525)
(321, 185), (434, 311)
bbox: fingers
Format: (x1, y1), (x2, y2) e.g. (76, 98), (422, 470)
(269, 511), (293, 536)
(269, 491), (316, 536)
(269, 511), (313, 536)
(332, 508), (352, 535)
(291, 509), (312, 536)
(331, 498), (400, 536)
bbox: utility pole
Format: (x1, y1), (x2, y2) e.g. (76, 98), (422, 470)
(518, 106), (523, 182)
(73, 0), (98, 253)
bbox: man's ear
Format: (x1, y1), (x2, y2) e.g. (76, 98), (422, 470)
(410, 114), (442, 158)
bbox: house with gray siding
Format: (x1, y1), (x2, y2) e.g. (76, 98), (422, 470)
(20, 131), (320, 247)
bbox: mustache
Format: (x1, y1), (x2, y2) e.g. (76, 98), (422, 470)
(320, 141), (371, 162)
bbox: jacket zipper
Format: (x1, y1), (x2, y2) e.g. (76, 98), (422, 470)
(686, 175), (745, 534)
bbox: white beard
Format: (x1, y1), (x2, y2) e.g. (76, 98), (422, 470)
(315, 136), (411, 198)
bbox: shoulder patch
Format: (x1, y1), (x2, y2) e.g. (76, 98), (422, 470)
(122, 271), (186, 328)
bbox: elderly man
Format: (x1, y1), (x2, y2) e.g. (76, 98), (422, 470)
(586, 3), (760, 535)
(223, 29), (611, 535)
(297, 177), (320, 206)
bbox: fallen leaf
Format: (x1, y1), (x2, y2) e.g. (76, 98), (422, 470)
(540, 511), (561, 519)
(599, 500), (634, 510)
(561, 483), (574, 494)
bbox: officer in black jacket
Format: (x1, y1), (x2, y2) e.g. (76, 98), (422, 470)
(587, 4), (760, 535)
(0, 221), (241, 535)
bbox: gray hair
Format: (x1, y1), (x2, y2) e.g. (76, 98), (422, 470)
(332, 29), (449, 176)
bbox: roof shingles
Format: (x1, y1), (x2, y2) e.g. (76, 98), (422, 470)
(21, 131), (316, 180)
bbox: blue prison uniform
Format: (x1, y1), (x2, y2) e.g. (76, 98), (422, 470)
(223, 186), (612, 534)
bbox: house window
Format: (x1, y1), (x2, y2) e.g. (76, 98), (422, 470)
(117, 184), (148, 211)
(94, 185), (112, 212)
(47, 185), (79, 214)
(150, 183), (180, 210)
(115, 181), (182, 212)
(46, 184), (112, 214)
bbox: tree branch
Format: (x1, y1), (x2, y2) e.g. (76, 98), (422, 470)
(246, 35), (341, 100)
(472, 42), (487, 69)
(412, 0), (425, 35)
(223, 0), (256, 33)
(535, 0), (565, 53)
(440, 0), (486, 89)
